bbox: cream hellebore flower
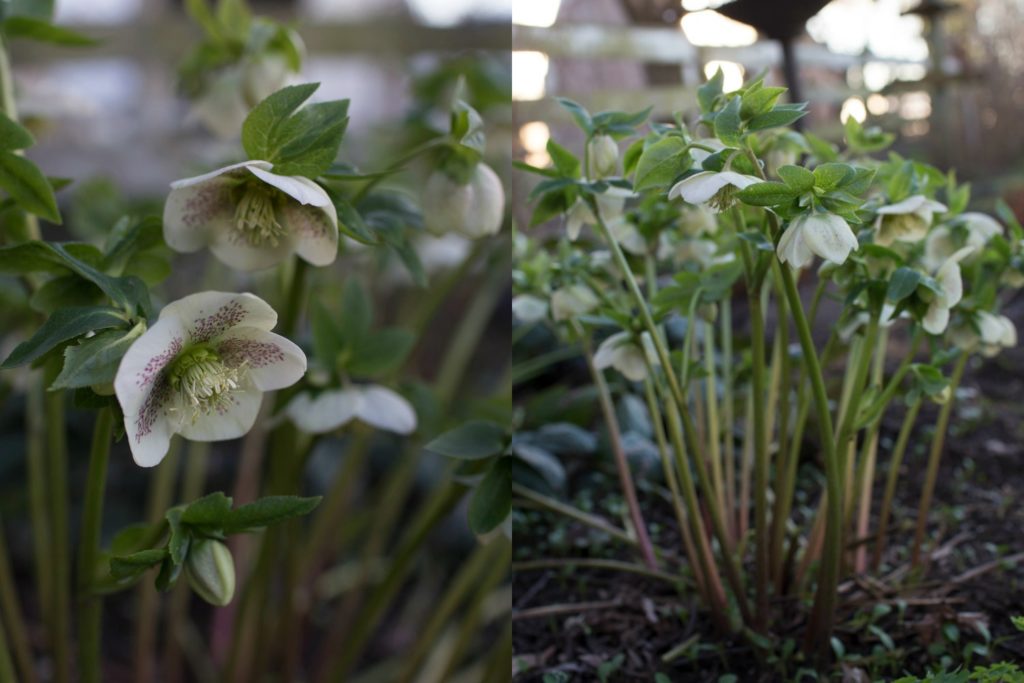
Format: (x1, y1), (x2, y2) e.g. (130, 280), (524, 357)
(286, 384), (417, 435)
(923, 212), (1003, 272)
(873, 195), (947, 247)
(512, 294), (549, 323)
(164, 160), (339, 271)
(921, 246), (974, 334)
(776, 212), (859, 269)
(190, 53), (295, 139)
(679, 204), (718, 237)
(586, 134), (619, 178)
(422, 163), (505, 239)
(114, 292), (307, 467)
(952, 311), (1017, 357)
(593, 331), (659, 381)
(668, 171), (760, 213)
(564, 185), (632, 241)
(658, 234), (718, 268)
(551, 284), (598, 322)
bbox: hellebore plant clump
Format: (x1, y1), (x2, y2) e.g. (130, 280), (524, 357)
(513, 69), (1024, 674)
(0, 0), (510, 681)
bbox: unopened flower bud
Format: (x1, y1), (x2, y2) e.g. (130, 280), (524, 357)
(185, 539), (236, 607)
(422, 163), (505, 239)
(587, 134), (619, 178)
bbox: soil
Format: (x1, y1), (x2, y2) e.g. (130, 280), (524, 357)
(512, 294), (1024, 682)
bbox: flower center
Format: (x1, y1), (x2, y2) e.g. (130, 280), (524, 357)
(167, 346), (244, 421)
(709, 185), (739, 212)
(233, 184), (287, 247)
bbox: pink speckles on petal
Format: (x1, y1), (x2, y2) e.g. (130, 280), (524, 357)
(135, 337), (183, 389)
(217, 337), (286, 368)
(189, 300), (248, 343)
(181, 183), (232, 229)
(135, 379), (172, 443)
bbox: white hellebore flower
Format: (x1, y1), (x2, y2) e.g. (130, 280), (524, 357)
(874, 195), (947, 247)
(286, 385), (417, 435)
(114, 292), (307, 467)
(679, 204), (718, 237)
(922, 246), (974, 334)
(512, 294), (549, 323)
(593, 332), (659, 382)
(551, 284), (598, 322)
(953, 312), (1017, 357)
(668, 171), (760, 213)
(422, 163), (505, 239)
(564, 185), (632, 241)
(586, 134), (619, 178)
(164, 160), (339, 271)
(190, 54), (294, 140)
(923, 212), (1003, 272)
(776, 212), (859, 269)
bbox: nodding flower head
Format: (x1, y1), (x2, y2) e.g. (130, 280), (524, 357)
(114, 292), (307, 467)
(422, 163), (505, 240)
(668, 171), (760, 214)
(163, 160), (338, 271)
(776, 212), (859, 270)
(873, 195), (946, 247)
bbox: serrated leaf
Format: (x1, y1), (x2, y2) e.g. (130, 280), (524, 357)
(425, 420), (506, 460)
(777, 165), (814, 192)
(348, 327), (414, 377)
(740, 84), (786, 119)
(713, 95), (742, 147)
(0, 150), (61, 222)
(813, 162), (854, 191)
(241, 83), (319, 162)
(633, 136), (689, 191)
(736, 181), (798, 207)
(468, 458), (511, 534)
(220, 495), (322, 533)
(181, 492), (234, 527)
(3, 16), (97, 45)
(697, 68), (724, 112)
(546, 139), (579, 179)
(263, 99), (350, 177)
(109, 548), (168, 579)
(556, 98), (592, 134)
(51, 321), (144, 389)
(887, 267), (922, 302)
(2, 305), (127, 368)
(747, 105), (807, 132)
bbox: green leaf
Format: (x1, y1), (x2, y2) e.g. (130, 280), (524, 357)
(0, 111), (34, 150)
(0, 240), (75, 275)
(2, 305), (127, 368)
(101, 216), (164, 275)
(740, 84), (787, 119)
(713, 95), (742, 147)
(736, 181), (798, 207)
(804, 131), (839, 162)
(425, 420), (506, 460)
(165, 508), (189, 566)
(747, 104), (808, 132)
(263, 99), (350, 177)
(556, 98), (592, 134)
(241, 83), (319, 162)
(633, 136), (689, 191)
(340, 279), (372, 349)
(3, 16), (97, 45)
(181, 492), (234, 527)
(349, 327), (414, 377)
(310, 299), (344, 368)
(109, 548), (169, 579)
(546, 139), (579, 179)
(777, 165), (814, 192)
(220, 495), (322, 534)
(813, 162), (854, 191)
(51, 321), (144, 389)
(697, 68), (724, 113)
(326, 190), (375, 245)
(738, 230), (774, 252)
(0, 151), (61, 222)
(887, 267), (921, 302)
(468, 458), (511, 534)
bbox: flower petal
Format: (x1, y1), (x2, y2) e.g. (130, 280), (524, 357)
(284, 200), (339, 267)
(355, 385), (417, 434)
(215, 327), (306, 391)
(776, 220), (813, 269)
(669, 172), (728, 205)
(209, 228), (296, 271)
(923, 302), (950, 335)
(802, 213), (858, 264)
(114, 315), (187, 467)
(614, 346), (648, 381)
(160, 291), (279, 341)
(176, 383), (263, 442)
(247, 167), (332, 207)
(170, 160), (272, 190)
(717, 171), (761, 190)
(286, 389), (361, 434)
(163, 175), (237, 254)
(876, 194), (929, 215)
(960, 212), (1003, 246)
(593, 332), (628, 370)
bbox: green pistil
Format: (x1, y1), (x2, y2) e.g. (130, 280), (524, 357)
(168, 345), (243, 421)
(233, 183), (287, 247)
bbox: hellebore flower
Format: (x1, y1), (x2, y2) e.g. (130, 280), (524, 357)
(952, 311), (1017, 357)
(873, 195), (947, 247)
(286, 384), (417, 435)
(586, 134), (619, 178)
(678, 204), (718, 237)
(422, 163), (505, 239)
(551, 284), (598, 322)
(668, 171), (760, 213)
(512, 294), (549, 323)
(190, 53), (296, 140)
(923, 212), (1003, 272)
(658, 234), (719, 268)
(921, 246), (974, 334)
(164, 160), (339, 271)
(564, 185), (632, 241)
(114, 292), (307, 467)
(185, 538), (236, 606)
(776, 212), (859, 269)
(593, 331), (658, 382)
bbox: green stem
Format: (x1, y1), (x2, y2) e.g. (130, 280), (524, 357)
(25, 376), (52, 646)
(43, 372), (70, 683)
(349, 138), (446, 205)
(873, 399), (921, 571)
(911, 353), (968, 569)
(0, 518), (38, 683)
(279, 259), (308, 339)
(76, 407), (114, 683)
(578, 328), (658, 570)
(835, 316), (879, 477)
(720, 298), (737, 541)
